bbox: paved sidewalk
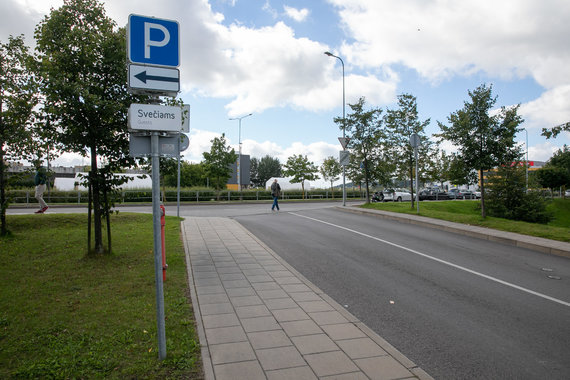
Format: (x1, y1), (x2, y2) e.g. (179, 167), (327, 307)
(182, 217), (433, 380)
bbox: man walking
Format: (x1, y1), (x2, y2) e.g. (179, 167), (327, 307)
(271, 179), (281, 211)
(34, 166), (49, 214)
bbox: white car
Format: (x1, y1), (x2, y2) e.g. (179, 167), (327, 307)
(382, 188), (412, 202)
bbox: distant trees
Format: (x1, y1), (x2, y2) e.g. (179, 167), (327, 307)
(283, 154), (319, 198)
(202, 134), (237, 199)
(320, 157), (341, 198)
(384, 94), (431, 207)
(437, 84), (524, 218)
(536, 145), (570, 196)
(250, 155), (281, 188)
(336, 97), (385, 203)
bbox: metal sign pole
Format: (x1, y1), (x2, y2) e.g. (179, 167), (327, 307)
(415, 147), (419, 214)
(151, 132), (167, 360)
(177, 131), (181, 218)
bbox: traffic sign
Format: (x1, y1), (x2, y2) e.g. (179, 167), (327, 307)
(339, 150), (350, 166)
(410, 133), (421, 148)
(128, 104), (182, 132)
(128, 14), (179, 67)
(338, 137), (350, 149)
(129, 64), (180, 95)
(129, 134), (189, 157)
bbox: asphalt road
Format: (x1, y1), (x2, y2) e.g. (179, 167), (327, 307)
(235, 207), (570, 380)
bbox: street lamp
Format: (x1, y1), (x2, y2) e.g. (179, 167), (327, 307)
(324, 51), (346, 206)
(229, 113), (252, 190)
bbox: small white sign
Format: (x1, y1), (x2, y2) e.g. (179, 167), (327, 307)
(129, 64), (180, 94)
(128, 104), (182, 132)
(339, 150), (351, 166)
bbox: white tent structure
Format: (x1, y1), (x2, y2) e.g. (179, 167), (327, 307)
(54, 173), (152, 191)
(265, 177), (309, 191)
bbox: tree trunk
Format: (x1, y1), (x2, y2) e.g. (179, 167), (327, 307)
(363, 157), (370, 203)
(90, 146), (104, 254)
(87, 181), (92, 253)
(0, 144), (6, 236)
(479, 168), (486, 218)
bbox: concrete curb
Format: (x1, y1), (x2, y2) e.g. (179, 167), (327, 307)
(337, 206), (570, 258)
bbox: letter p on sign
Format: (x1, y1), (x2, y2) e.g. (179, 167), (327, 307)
(128, 14), (179, 68)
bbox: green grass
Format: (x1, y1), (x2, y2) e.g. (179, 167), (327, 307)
(362, 198), (570, 243)
(0, 214), (202, 379)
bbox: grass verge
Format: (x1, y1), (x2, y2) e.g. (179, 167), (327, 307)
(362, 198), (570, 243)
(0, 213), (202, 379)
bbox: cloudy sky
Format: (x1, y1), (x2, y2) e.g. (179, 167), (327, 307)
(2, 0), (570, 177)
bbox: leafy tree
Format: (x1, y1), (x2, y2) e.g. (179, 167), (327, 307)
(320, 156), (341, 198)
(283, 154), (319, 198)
(437, 84), (524, 218)
(447, 153), (477, 187)
(536, 145), (570, 196)
(164, 161), (207, 188)
(257, 155), (282, 187)
(202, 134), (237, 199)
(335, 97), (385, 202)
(426, 149), (452, 188)
(384, 94), (431, 207)
(486, 164), (551, 223)
(1, 35), (39, 236)
(34, 0), (144, 253)
(250, 157), (260, 187)
(541, 122), (570, 139)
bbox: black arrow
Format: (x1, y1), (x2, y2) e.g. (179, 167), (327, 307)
(134, 70), (179, 84)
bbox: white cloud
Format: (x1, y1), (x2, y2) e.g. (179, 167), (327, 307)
(331, 0), (570, 87)
(519, 85), (570, 130)
(283, 6), (309, 22)
(529, 142), (563, 162)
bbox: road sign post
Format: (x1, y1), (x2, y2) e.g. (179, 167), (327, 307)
(127, 13), (182, 361)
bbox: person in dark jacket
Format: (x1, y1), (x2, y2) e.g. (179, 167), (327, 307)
(34, 166), (49, 214)
(270, 179), (281, 211)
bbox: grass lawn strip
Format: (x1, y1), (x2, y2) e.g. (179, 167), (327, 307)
(362, 198), (570, 243)
(0, 213), (202, 379)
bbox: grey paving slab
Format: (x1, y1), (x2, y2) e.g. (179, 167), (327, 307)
(182, 217), (432, 380)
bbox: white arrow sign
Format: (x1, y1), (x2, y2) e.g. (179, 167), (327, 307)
(129, 64), (180, 95)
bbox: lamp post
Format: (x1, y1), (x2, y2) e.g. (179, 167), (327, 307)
(324, 51), (346, 206)
(524, 128), (529, 191)
(229, 113), (252, 190)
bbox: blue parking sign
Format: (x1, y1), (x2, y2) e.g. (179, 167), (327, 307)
(128, 14), (179, 67)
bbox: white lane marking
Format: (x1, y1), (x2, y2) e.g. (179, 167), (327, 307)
(290, 212), (570, 308)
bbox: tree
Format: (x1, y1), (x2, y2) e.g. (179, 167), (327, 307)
(486, 164), (551, 223)
(536, 145), (570, 196)
(0, 35), (38, 236)
(542, 122), (570, 139)
(437, 84), (524, 218)
(164, 161), (207, 188)
(202, 134), (237, 199)
(384, 94), (431, 208)
(283, 154), (319, 198)
(257, 155), (282, 188)
(34, 0), (143, 253)
(426, 149), (452, 188)
(335, 97), (385, 203)
(320, 156), (341, 198)
(447, 153), (477, 188)
(250, 157), (260, 187)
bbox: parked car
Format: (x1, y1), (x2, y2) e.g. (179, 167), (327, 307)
(383, 189), (412, 202)
(419, 188), (450, 201)
(448, 188), (464, 200)
(473, 191), (481, 199)
(460, 190), (477, 199)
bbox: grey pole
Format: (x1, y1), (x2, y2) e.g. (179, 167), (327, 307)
(325, 52), (346, 206)
(151, 132), (167, 360)
(229, 114), (252, 190)
(177, 131), (181, 218)
(525, 128), (529, 191)
(415, 146), (419, 214)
